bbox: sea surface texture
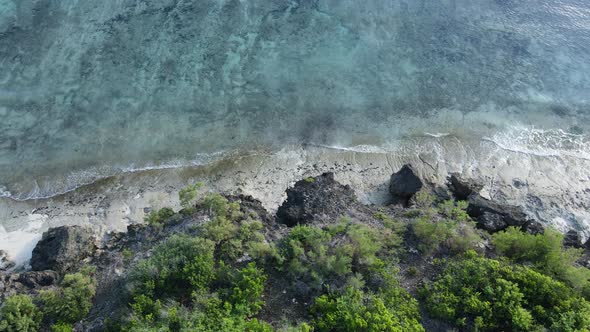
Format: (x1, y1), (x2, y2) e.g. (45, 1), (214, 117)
(1, 0), (590, 199)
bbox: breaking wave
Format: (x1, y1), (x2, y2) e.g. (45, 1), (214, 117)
(484, 127), (590, 160)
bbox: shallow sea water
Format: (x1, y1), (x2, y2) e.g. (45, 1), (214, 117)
(1, 0), (590, 199)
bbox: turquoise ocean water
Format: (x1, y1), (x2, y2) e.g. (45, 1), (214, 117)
(1, 0), (589, 199)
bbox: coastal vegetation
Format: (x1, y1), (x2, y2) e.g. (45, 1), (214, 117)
(1, 174), (590, 331)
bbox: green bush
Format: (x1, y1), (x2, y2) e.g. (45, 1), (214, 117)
(493, 227), (590, 295)
(179, 182), (204, 212)
(420, 251), (590, 331)
(280, 221), (406, 297)
(202, 193), (243, 221)
(0, 294), (43, 332)
(129, 234), (215, 301)
(127, 294), (274, 332)
(196, 193), (278, 263)
(412, 200), (481, 255)
(311, 287), (424, 332)
(221, 263), (267, 317)
(280, 225), (351, 293)
(41, 270), (96, 325)
(200, 213), (272, 263)
(50, 322), (73, 332)
(412, 218), (480, 255)
(144, 207), (179, 226)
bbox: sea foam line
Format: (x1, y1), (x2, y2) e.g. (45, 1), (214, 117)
(0, 151), (231, 201)
(483, 127), (590, 161)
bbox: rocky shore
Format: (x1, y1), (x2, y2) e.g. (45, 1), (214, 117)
(1, 163), (589, 330)
(1, 144), (589, 271)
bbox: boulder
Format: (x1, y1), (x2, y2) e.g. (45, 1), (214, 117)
(0, 270), (59, 299)
(389, 164), (423, 204)
(467, 195), (530, 233)
(563, 230), (584, 248)
(277, 173), (358, 227)
(31, 226), (96, 274)
(447, 173), (483, 200)
(227, 195), (274, 225)
(0, 250), (15, 271)
(522, 221), (545, 235)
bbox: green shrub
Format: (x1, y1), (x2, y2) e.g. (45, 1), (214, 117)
(200, 214), (272, 262)
(280, 225), (351, 293)
(0, 294), (43, 332)
(121, 248), (133, 263)
(126, 294), (273, 332)
(144, 207), (179, 226)
(413, 191), (435, 210)
(311, 287), (424, 332)
(420, 251), (590, 331)
(493, 227), (590, 295)
(197, 195), (273, 263)
(412, 200), (481, 255)
(412, 218), (480, 255)
(277, 322), (314, 332)
(222, 263), (267, 317)
(280, 221), (405, 297)
(50, 322), (73, 332)
(437, 200), (471, 223)
(179, 182), (203, 212)
(41, 271), (96, 325)
(130, 234), (215, 301)
(202, 193), (243, 221)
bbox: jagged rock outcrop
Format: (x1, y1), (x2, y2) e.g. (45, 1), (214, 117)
(447, 174), (483, 200)
(563, 230), (584, 248)
(389, 164), (423, 205)
(0, 270), (59, 300)
(447, 174), (536, 233)
(228, 195), (274, 226)
(466, 193), (531, 233)
(522, 221), (545, 235)
(31, 226), (96, 274)
(277, 173), (360, 227)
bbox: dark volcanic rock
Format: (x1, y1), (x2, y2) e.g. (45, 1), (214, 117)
(523, 221), (545, 235)
(277, 173), (358, 227)
(563, 230), (584, 248)
(31, 226), (96, 274)
(0, 270), (59, 300)
(389, 164), (423, 204)
(448, 173), (483, 200)
(467, 195), (530, 233)
(227, 194), (274, 225)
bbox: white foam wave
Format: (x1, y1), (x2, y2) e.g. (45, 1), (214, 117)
(1, 151), (230, 201)
(309, 144), (391, 154)
(483, 126), (590, 160)
(0, 215), (46, 269)
(423, 132), (452, 138)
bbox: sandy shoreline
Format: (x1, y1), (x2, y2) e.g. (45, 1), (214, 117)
(1, 141), (589, 268)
